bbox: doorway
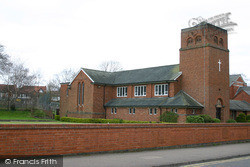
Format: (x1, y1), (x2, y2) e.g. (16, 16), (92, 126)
(216, 107), (221, 120)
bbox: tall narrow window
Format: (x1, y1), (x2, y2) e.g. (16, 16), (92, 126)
(78, 83), (81, 105)
(82, 82), (84, 105)
(214, 36), (218, 44)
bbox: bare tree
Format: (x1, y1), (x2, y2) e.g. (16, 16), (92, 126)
(47, 68), (77, 92)
(98, 61), (123, 72)
(10, 63), (37, 88)
(0, 45), (13, 77)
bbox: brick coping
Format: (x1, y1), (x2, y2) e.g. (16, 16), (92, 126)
(0, 123), (249, 130)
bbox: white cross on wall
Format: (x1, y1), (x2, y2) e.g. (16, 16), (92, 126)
(218, 59), (221, 72)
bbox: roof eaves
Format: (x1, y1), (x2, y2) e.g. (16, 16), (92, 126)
(173, 72), (182, 80)
(182, 91), (204, 107)
(69, 69), (95, 85)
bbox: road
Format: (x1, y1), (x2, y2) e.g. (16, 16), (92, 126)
(183, 156), (250, 167)
(63, 143), (250, 167)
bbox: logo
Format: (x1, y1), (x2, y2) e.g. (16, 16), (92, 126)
(5, 159), (11, 164)
(188, 12), (237, 33)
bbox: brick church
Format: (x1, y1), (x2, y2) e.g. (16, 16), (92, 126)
(60, 22), (250, 122)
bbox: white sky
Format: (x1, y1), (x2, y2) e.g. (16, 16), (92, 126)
(0, 0), (249, 85)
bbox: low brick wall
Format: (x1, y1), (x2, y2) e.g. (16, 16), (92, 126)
(0, 123), (249, 158)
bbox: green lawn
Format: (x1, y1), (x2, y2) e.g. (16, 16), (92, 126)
(0, 110), (49, 120)
(0, 110), (79, 124)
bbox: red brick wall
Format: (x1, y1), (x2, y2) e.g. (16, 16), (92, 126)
(180, 24), (230, 122)
(233, 91), (250, 103)
(106, 107), (161, 122)
(0, 124), (249, 158)
(60, 70), (97, 118)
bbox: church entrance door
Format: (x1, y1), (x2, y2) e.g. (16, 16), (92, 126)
(216, 107), (221, 120)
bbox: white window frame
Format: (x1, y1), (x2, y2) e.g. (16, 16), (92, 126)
(154, 84), (168, 96)
(133, 108), (135, 114)
(149, 108), (153, 115)
(134, 85), (146, 96)
(117, 87), (127, 97)
(129, 108), (132, 114)
(154, 108), (157, 115)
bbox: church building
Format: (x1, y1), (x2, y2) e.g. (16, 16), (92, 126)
(60, 22), (250, 122)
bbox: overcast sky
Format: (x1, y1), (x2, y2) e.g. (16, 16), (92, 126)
(0, 0), (249, 85)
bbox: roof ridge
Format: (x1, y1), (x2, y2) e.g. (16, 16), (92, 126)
(82, 64), (179, 74)
(112, 64), (179, 73)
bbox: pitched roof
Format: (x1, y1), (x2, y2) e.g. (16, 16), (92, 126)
(230, 100), (250, 111)
(229, 74), (242, 86)
(105, 90), (203, 108)
(19, 86), (46, 93)
(0, 84), (16, 92)
(160, 90), (203, 108)
(82, 64), (181, 85)
(235, 86), (250, 96)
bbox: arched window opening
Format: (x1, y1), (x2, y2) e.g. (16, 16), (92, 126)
(219, 38), (223, 46)
(214, 36), (218, 44)
(187, 37), (193, 46)
(195, 36), (202, 43)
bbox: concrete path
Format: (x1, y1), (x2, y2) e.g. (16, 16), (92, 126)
(63, 143), (250, 167)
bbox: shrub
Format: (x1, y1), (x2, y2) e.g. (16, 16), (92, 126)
(160, 111), (179, 123)
(33, 110), (46, 118)
(236, 113), (246, 123)
(212, 118), (221, 123)
(55, 115), (60, 121)
(10, 104), (16, 111)
(246, 115), (250, 121)
(226, 119), (237, 123)
(59, 117), (154, 124)
(186, 115), (204, 123)
(199, 114), (213, 123)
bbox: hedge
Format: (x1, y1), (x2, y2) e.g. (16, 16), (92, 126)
(186, 115), (204, 123)
(246, 115), (250, 121)
(60, 117), (156, 124)
(159, 111), (178, 123)
(236, 113), (247, 122)
(226, 119), (237, 123)
(55, 115), (60, 121)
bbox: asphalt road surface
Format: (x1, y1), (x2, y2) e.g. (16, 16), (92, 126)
(63, 143), (250, 167)
(183, 156), (250, 167)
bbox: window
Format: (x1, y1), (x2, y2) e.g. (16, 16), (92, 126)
(149, 108), (153, 115)
(133, 108), (135, 114)
(195, 36), (202, 43)
(117, 87), (127, 97)
(214, 36), (218, 44)
(155, 84), (168, 96)
(134, 85), (146, 96)
(111, 108), (117, 114)
(219, 38), (223, 46)
(129, 108), (132, 114)
(78, 83), (81, 105)
(171, 108), (178, 113)
(192, 109), (196, 115)
(82, 82), (84, 105)
(154, 108), (157, 115)
(187, 37), (193, 46)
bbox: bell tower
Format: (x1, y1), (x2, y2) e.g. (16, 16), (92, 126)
(179, 22), (230, 122)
